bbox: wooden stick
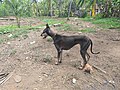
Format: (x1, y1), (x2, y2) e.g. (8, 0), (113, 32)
(0, 70), (15, 85)
(0, 73), (9, 79)
(92, 65), (107, 74)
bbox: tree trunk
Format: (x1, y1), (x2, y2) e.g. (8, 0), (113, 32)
(58, 0), (62, 17)
(16, 16), (20, 28)
(50, 0), (52, 16)
(67, 0), (73, 20)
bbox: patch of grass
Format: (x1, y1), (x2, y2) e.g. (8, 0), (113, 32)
(47, 36), (52, 42)
(80, 28), (96, 33)
(0, 25), (30, 35)
(10, 50), (17, 56)
(92, 18), (120, 29)
(11, 29), (29, 38)
(0, 38), (4, 44)
(43, 54), (52, 63)
(0, 25), (31, 44)
(0, 25), (17, 34)
(42, 18), (65, 26)
(41, 18), (78, 31)
(58, 24), (72, 31)
(57, 24), (80, 31)
(82, 17), (120, 29)
(31, 24), (45, 30)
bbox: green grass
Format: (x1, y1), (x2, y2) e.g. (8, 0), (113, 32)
(42, 18), (65, 26)
(0, 18), (63, 44)
(11, 29), (29, 38)
(0, 25), (17, 34)
(81, 17), (120, 29)
(41, 18), (75, 31)
(0, 25), (34, 44)
(80, 28), (96, 33)
(0, 25), (31, 35)
(0, 38), (4, 44)
(57, 24), (73, 31)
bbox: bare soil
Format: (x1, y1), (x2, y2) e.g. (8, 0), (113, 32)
(0, 17), (120, 90)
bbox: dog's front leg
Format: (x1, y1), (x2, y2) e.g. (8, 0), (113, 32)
(59, 50), (62, 63)
(55, 51), (60, 65)
(55, 49), (62, 65)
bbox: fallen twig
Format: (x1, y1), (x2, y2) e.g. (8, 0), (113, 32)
(0, 70), (15, 85)
(0, 73), (9, 79)
(92, 65), (106, 74)
(90, 75), (103, 85)
(0, 18), (15, 21)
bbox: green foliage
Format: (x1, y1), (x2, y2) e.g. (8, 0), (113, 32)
(82, 17), (120, 29)
(0, 0), (119, 18)
(80, 28), (96, 33)
(92, 18), (120, 29)
(0, 38), (4, 44)
(0, 1), (9, 16)
(42, 18), (65, 25)
(0, 25), (17, 34)
(11, 29), (29, 38)
(58, 24), (73, 31)
(47, 36), (52, 42)
(94, 14), (103, 19)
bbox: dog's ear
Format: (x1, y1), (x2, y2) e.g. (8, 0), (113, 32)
(46, 24), (50, 28)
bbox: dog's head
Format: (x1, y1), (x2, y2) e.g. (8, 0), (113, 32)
(41, 24), (50, 39)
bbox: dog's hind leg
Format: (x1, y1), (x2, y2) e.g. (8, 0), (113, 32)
(80, 50), (87, 70)
(79, 41), (91, 69)
(86, 52), (90, 61)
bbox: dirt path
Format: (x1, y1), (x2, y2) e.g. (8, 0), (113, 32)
(0, 18), (120, 90)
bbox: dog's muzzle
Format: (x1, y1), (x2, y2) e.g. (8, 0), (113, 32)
(41, 33), (48, 39)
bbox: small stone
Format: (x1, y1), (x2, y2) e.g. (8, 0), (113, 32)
(78, 32), (82, 34)
(8, 34), (13, 37)
(25, 57), (29, 59)
(14, 75), (22, 83)
(38, 76), (43, 81)
(34, 88), (38, 90)
(87, 25), (90, 27)
(39, 78), (42, 81)
(109, 80), (115, 84)
(30, 41), (36, 44)
(72, 78), (77, 84)
(53, 23), (61, 27)
(44, 74), (48, 77)
(7, 42), (10, 44)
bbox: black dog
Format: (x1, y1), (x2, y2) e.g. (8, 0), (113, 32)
(41, 24), (100, 69)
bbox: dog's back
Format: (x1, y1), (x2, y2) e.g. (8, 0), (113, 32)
(53, 34), (90, 50)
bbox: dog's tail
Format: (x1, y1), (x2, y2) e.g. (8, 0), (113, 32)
(90, 40), (100, 54)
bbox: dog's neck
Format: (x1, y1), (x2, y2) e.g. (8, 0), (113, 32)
(47, 29), (56, 38)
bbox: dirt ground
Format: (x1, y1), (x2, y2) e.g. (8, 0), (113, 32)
(0, 17), (120, 90)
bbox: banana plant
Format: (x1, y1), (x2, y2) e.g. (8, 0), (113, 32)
(77, 0), (84, 9)
(32, 0), (41, 16)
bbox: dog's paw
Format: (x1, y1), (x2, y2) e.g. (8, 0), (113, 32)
(58, 61), (62, 63)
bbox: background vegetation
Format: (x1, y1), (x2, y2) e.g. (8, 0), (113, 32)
(0, 0), (120, 29)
